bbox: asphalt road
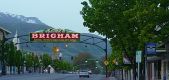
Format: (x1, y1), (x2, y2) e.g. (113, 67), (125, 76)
(0, 73), (117, 80)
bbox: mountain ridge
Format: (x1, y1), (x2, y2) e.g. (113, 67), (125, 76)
(0, 12), (46, 25)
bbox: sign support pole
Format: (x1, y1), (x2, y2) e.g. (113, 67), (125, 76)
(138, 63), (140, 80)
(136, 51), (142, 80)
(145, 55), (147, 80)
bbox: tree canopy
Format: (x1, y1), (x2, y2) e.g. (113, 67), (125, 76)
(81, 0), (169, 62)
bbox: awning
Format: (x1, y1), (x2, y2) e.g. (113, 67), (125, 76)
(147, 56), (161, 62)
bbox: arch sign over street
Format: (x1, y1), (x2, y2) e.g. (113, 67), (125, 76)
(30, 32), (80, 42)
(17, 28), (109, 77)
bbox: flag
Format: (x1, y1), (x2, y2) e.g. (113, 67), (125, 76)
(58, 52), (63, 60)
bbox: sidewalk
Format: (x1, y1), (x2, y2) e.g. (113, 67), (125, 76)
(0, 72), (53, 78)
(0, 73), (66, 80)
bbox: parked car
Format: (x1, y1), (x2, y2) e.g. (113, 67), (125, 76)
(79, 70), (89, 78)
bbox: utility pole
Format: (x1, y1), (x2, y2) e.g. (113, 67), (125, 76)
(105, 35), (108, 77)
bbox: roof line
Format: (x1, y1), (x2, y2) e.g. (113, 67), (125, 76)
(0, 27), (11, 34)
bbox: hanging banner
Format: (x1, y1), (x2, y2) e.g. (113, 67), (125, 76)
(30, 33), (80, 42)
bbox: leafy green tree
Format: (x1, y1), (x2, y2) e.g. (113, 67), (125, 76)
(123, 0), (169, 49)
(53, 59), (60, 71)
(4, 42), (25, 74)
(5, 42), (15, 74)
(15, 50), (23, 74)
(53, 59), (73, 71)
(81, 0), (169, 79)
(33, 55), (40, 72)
(80, 0), (135, 74)
(107, 50), (123, 71)
(41, 53), (51, 68)
(25, 53), (34, 72)
(60, 61), (73, 71)
(5, 42), (19, 74)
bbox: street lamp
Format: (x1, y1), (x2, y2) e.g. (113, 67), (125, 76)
(96, 60), (99, 63)
(65, 44), (68, 48)
(85, 60), (88, 63)
(52, 47), (60, 53)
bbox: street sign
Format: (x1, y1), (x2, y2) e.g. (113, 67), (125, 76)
(136, 51), (142, 63)
(145, 43), (156, 54)
(104, 60), (109, 66)
(136, 50), (142, 80)
(30, 33), (80, 42)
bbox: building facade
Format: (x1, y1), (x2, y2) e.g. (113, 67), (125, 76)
(0, 27), (11, 74)
(146, 42), (169, 80)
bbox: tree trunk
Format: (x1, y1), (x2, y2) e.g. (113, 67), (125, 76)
(17, 66), (20, 74)
(38, 67), (40, 73)
(133, 62), (136, 80)
(34, 66), (36, 72)
(10, 66), (12, 75)
(22, 66), (24, 74)
(131, 47), (137, 80)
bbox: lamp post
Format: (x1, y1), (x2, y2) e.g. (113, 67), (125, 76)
(105, 35), (108, 77)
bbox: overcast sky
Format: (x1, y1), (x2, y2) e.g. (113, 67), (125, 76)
(0, 0), (90, 33)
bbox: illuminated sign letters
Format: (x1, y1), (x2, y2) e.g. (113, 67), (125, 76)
(30, 33), (80, 42)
